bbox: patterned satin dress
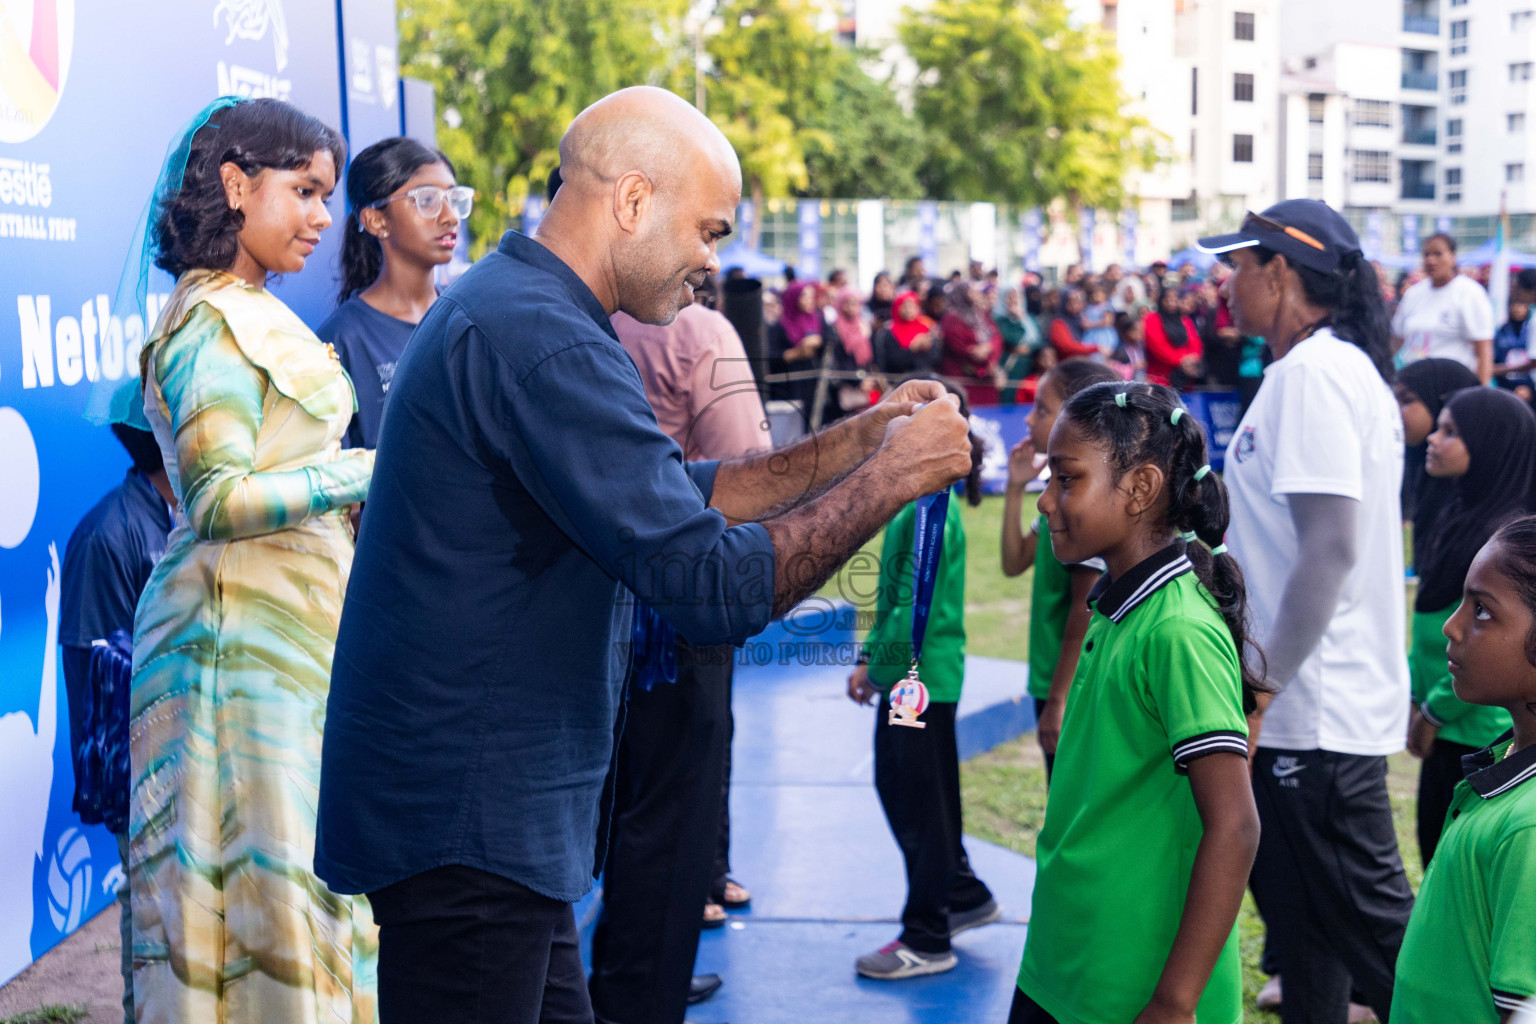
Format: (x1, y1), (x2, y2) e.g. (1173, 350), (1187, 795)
(129, 269), (377, 1023)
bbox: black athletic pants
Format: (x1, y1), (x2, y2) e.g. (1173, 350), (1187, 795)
(1032, 697), (1055, 780)
(371, 864), (592, 1024)
(588, 640), (734, 1024)
(710, 677), (734, 904)
(874, 698), (994, 954)
(1416, 737), (1480, 868)
(1250, 749), (1415, 1024)
(1007, 987), (1061, 1023)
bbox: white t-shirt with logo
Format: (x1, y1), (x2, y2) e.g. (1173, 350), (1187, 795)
(1225, 328), (1409, 755)
(1391, 274), (1495, 370)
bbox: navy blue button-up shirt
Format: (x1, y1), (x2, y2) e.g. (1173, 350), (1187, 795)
(316, 232), (776, 901)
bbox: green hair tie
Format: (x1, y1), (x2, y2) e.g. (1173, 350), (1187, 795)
(1170, 408), (1185, 425)
(1211, 543), (1228, 556)
(1194, 465), (1212, 481)
(1180, 530), (1198, 542)
(1115, 392), (1127, 408)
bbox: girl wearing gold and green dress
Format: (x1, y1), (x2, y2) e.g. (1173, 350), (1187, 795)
(127, 97), (376, 1024)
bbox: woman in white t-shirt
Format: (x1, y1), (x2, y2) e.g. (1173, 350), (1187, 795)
(1391, 233), (1495, 383)
(1198, 199), (1415, 1023)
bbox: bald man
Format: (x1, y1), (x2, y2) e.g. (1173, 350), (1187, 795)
(315, 87), (972, 1024)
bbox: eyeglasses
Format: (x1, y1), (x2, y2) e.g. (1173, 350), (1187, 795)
(368, 184), (475, 222)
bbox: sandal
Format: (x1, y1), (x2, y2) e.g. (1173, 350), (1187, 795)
(720, 878), (751, 910)
(702, 901), (727, 929)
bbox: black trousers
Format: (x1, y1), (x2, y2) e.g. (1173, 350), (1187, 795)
(588, 641), (733, 1024)
(874, 698), (994, 954)
(1250, 749), (1414, 1024)
(1006, 987), (1062, 1023)
(710, 676), (734, 903)
(370, 864), (592, 1024)
(1032, 697), (1055, 781)
(1416, 737), (1479, 868)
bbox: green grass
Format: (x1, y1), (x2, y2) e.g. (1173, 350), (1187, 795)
(961, 736), (1425, 1022)
(0, 1005), (90, 1024)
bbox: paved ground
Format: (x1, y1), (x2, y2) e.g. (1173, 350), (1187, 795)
(0, 608), (1037, 1023)
(0, 907), (121, 1024)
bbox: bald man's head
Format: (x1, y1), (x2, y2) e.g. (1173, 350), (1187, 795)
(543, 87), (742, 325)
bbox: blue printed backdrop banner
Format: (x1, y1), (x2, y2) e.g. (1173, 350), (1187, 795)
(797, 199), (821, 278)
(917, 200), (938, 267)
(1078, 208), (1095, 271)
(339, 0), (401, 156)
(1021, 208), (1042, 273)
(1402, 213), (1420, 256)
(0, 0), (396, 984)
(1121, 207), (1137, 265)
(968, 389), (1242, 495)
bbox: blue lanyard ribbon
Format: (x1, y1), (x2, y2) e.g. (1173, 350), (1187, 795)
(910, 489), (950, 667)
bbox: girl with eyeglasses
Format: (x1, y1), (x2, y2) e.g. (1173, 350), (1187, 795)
(319, 138), (473, 448)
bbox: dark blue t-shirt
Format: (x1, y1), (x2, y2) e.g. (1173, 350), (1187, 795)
(316, 296), (419, 449)
(316, 231), (777, 901)
(58, 468), (172, 809)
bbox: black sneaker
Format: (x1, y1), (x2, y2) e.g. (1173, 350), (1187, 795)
(948, 898), (1002, 937)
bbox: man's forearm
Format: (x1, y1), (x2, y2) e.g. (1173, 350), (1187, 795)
(762, 454), (912, 618)
(710, 412), (874, 524)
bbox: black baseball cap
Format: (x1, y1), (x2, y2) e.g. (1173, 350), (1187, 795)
(1198, 199), (1363, 276)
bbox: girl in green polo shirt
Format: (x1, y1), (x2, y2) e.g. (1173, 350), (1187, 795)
(1408, 387), (1533, 866)
(1001, 358), (1120, 776)
(1392, 516), (1536, 1023)
(1011, 381), (1262, 1024)
(845, 389), (998, 981)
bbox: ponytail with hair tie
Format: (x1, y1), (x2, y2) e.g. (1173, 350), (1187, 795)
(1070, 382), (1269, 712)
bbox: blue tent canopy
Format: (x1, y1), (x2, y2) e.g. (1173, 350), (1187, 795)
(1167, 246), (1218, 272)
(717, 242), (786, 278)
(1457, 238), (1536, 268)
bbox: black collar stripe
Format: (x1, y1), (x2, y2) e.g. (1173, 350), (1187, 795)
(1462, 729), (1536, 799)
(1109, 556), (1193, 623)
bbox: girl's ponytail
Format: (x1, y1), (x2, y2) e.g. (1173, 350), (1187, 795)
(1061, 381), (1269, 713)
(337, 137), (456, 306)
(339, 209), (383, 304)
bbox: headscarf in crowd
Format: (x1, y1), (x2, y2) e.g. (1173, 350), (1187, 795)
(992, 286), (1037, 350)
(867, 271), (894, 322)
(889, 291), (934, 349)
(945, 279), (991, 336)
(834, 286), (874, 366)
(1156, 280), (1190, 347)
(779, 281), (825, 345)
(1053, 288), (1086, 342)
(1416, 386), (1536, 611)
(1398, 357), (1482, 583)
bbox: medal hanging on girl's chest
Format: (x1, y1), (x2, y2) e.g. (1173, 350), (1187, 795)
(889, 489), (948, 729)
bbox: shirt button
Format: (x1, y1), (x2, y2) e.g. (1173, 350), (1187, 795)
(1085, 640), (1094, 652)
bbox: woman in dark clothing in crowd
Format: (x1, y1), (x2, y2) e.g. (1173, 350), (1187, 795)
(938, 279), (1003, 406)
(1047, 288), (1100, 360)
(867, 271), (896, 335)
(770, 280), (826, 412)
(1397, 358), (1482, 575)
(876, 290), (942, 377)
(1142, 280), (1203, 388)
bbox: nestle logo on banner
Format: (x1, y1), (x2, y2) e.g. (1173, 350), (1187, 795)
(215, 0), (292, 100)
(0, 159), (51, 208)
(349, 39), (398, 108)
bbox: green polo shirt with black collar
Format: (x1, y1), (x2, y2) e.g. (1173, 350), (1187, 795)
(1018, 543), (1249, 1024)
(1392, 730), (1536, 1023)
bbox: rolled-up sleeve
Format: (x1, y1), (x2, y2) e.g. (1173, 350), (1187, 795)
(486, 330), (775, 645)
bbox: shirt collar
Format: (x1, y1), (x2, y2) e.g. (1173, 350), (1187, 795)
(1462, 730), (1536, 799)
(496, 230), (618, 340)
(1087, 542), (1193, 624)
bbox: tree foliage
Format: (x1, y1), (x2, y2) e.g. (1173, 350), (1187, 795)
(398, 0), (690, 253)
(898, 0), (1160, 208)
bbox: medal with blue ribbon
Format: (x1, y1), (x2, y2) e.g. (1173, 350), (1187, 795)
(889, 488), (948, 729)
